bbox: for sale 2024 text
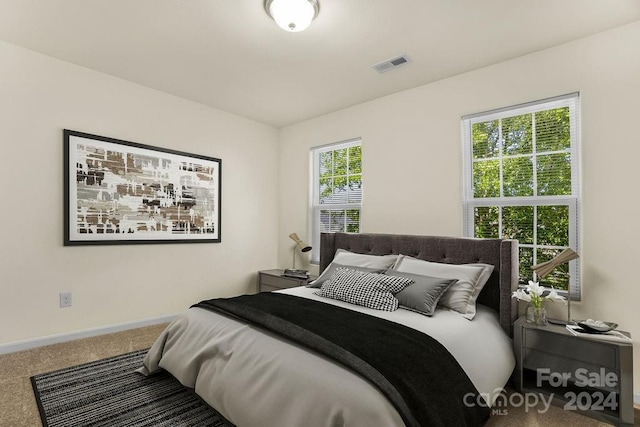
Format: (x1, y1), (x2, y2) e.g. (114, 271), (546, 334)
(537, 367), (619, 411)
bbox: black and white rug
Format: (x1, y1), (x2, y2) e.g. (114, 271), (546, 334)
(31, 348), (230, 427)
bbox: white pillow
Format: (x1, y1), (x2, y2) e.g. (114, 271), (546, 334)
(333, 249), (399, 269)
(306, 263), (384, 288)
(393, 255), (494, 320)
(311, 249), (399, 286)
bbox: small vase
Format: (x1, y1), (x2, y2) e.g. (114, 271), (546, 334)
(526, 304), (547, 326)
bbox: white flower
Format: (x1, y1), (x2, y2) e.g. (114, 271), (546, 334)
(525, 280), (545, 297)
(545, 288), (567, 304)
(512, 288), (531, 303)
(512, 281), (567, 308)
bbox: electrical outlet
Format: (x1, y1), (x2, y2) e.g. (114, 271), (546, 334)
(60, 292), (72, 308)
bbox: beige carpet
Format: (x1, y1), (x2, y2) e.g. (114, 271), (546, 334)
(0, 323), (636, 426)
(0, 324), (167, 427)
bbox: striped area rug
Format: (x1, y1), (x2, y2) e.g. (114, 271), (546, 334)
(30, 348), (230, 427)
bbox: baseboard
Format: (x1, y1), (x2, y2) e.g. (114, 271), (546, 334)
(635, 392), (640, 405)
(0, 313), (177, 355)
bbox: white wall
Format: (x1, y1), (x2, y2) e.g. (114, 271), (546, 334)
(0, 40), (279, 344)
(278, 21), (640, 394)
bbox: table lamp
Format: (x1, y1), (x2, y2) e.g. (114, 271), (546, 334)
(531, 248), (579, 325)
(284, 232), (311, 278)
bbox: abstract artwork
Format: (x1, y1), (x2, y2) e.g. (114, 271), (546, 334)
(64, 130), (221, 245)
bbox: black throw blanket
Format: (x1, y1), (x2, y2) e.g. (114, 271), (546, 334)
(193, 293), (489, 427)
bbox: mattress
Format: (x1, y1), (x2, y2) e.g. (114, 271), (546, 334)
(140, 287), (515, 426)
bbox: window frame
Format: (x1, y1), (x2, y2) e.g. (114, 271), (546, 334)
(309, 138), (363, 264)
(461, 93), (581, 298)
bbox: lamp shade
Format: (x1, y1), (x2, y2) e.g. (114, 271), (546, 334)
(265, 0), (319, 32)
(289, 232), (311, 252)
(531, 248), (579, 278)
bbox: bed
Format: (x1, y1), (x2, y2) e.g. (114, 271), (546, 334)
(140, 232), (519, 426)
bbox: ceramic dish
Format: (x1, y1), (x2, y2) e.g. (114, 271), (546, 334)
(576, 320), (618, 333)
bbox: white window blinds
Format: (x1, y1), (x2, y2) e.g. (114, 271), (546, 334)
(462, 93), (581, 297)
(310, 139), (362, 263)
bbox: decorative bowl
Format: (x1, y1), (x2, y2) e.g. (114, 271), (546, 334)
(576, 319), (618, 333)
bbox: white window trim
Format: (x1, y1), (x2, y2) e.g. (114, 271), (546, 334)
(461, 93), (581, 298)
(309, 138), (362, 264)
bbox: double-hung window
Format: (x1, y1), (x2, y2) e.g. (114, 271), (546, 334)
(462, 93), (580, 297)
(310, 139), (362, 263)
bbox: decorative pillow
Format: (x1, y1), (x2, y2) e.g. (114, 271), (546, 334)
(393, 255), (494, 320)
(315, 267), (414, 311)
(309, 249), (399, 288)
(385, 270), (457, 316)
(306, 263), (384, 288)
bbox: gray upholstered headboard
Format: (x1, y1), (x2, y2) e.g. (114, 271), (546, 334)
(320, 232), (519, 337)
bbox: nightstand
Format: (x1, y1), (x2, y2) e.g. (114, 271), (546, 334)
(257, 269), (317, 293)
(513, 317), (634, 426)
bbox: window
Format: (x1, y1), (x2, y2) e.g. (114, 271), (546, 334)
(310, 139), (362, 263)
(462, 94), (580, 296)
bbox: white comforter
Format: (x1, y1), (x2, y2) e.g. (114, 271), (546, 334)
(140, 287), (515, 427)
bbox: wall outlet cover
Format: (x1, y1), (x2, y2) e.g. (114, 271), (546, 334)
(60, 292), (72, 308)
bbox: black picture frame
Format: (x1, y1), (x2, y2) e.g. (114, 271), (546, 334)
(63, 129), (221, 246)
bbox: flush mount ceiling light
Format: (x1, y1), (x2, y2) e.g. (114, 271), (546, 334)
(264, 0), (320, 32)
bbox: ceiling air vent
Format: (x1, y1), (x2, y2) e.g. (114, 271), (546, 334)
(372, 55), (410, 74)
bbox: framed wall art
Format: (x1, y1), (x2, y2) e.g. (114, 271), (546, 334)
(64, 129), (221, 245)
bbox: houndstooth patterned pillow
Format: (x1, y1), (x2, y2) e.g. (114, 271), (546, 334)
(315, 267), (414, 311)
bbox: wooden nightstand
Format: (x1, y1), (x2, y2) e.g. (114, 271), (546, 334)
(513, 317), (634, 426)
(257, 269), (317, 293)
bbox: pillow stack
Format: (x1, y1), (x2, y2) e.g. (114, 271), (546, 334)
(311, 250), (494, 319)
(391, 255), (494, 320)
